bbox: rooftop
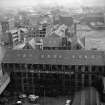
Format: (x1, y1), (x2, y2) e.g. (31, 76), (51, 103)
(2, 49), (105, 65)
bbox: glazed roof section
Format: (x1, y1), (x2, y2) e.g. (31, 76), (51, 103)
(2, 49), (105, 65)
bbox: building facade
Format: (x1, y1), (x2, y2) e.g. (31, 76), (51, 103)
(1, 49), (105, 96)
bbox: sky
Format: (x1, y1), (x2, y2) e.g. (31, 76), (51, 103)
(0, 0), (105, 7)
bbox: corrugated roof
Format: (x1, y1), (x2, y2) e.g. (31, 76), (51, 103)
(2, 50), (105, 65)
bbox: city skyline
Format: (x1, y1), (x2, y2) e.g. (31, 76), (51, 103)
(0, 0), (105, 8)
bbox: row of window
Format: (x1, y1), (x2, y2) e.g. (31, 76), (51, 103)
(2, 64), (105, 73)
(40, 54), (100, 59)
(15, 80), (95, 89)
(6, 52), (100, 60)
(11, 72), (98, 81)
(14, 77), (98, 92)
(41, 54), (62, 59)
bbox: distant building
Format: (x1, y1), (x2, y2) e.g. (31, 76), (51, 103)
(8, 18), (15, 30)
(1, 21), (9, 34)
(43, 33), (62, 49)
(53, 16), (74, 27)
(9, 28), (27, 47)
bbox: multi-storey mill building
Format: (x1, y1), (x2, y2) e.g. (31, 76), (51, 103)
(1, 15), (105, 97)
(1, 49), (105, 96)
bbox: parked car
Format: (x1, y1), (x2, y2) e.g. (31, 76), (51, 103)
(65, 99), (72, 105)
(28, 94), (39, 104)
(13, 100), (22, 105)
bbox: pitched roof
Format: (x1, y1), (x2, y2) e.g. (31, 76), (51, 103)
(29, 38), (36, 49)
(2, 50), (105, 65)
(43, 33), (62, 47)
(23, 42), (33, 49)
(70, 35), (85, 49)
(13, 43), (26, 50)
(13, 42), (34, 50)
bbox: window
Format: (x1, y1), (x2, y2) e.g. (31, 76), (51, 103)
(84, 74), (89, 80)
(98, 66), (103, 73)
(92, 66), (96, 72)
(33, 64), (37, 70)
(64, 65), (68, 71)
(85, 66), (89, 72)
(45, 65), (50, 70)
(21, 64), (26, 70)
(16, 72), (21, 78)
(92, 75), (96, 80)
(57, 65), (62, 71)
(15, 64), (20, 71)
(8, 64), (13, 72)
(77, 74), (82, 80)
(27, 64), (33, 70)
(22, 72), (26, 77)
(71, 74), (75, 80)
(52, 65), (57, 71)
(71, 65), (75, 71)
(81, 66), (85, 72)
(28, 73), (32, 77)
(2, 63), (8, 74)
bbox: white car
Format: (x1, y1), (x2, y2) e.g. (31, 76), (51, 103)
(28, 94), (39, 102)
(16, 100), (22, 105)
(65, 99), (72, 105)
